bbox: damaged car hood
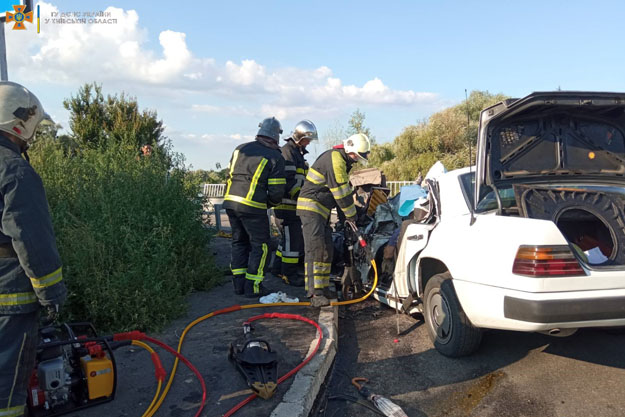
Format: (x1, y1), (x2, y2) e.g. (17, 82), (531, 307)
(475, 91), (625, 205)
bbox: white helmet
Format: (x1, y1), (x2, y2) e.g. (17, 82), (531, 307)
(0, 81), (45, 144)
(343, 133), (371, 164)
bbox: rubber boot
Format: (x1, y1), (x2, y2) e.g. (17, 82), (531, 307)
(287, 272), (305, 287)
(232, 274), (245, 295)
(310, 288), (330, 307)
(244, 280), (271, 298)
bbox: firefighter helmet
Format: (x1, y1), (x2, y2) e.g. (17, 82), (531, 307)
(343, 133), (371, 164)
(291, 120), (318, 144)
(257, 117), (282, 142)
(0, 81), (46, 145)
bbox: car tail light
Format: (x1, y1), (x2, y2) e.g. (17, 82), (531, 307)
(512, 245), (586, 277)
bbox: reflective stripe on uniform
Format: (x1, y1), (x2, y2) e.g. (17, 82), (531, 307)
(258, 243), (268, 277)
(268, 178), (286, 185)
(331, 151), (349, 183)
(285, 165), (296, 172)
(306, 167), (325, 185)
(275, 249), (282, 258)
(289, 186), (301, 199)
(0, 405), (24, 417)
(297, 198), (330, 218)
(29, 267), (63, 289)
(224, 194), (267, 210)
(342, 203), (357, 218)
(246, 158), (268, 200)
(281, 256), (299, 264)
(330, 183), (353, 200)
(314, 277), (329, 289)
(231, 267), (246, 275)
(225, 150), (240, 197)
(0, 292), (37, 306)
(275, 204), (296, 211)
(313, 262), (331, 274)
(296, 167), (307, 174)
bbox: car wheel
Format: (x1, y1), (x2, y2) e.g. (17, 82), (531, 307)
(424, 272), (482, 357)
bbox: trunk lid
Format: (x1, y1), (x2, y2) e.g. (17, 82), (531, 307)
(475, 92), (625, 206)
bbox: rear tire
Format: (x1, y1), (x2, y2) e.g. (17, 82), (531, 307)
(423, 272), (482, 357)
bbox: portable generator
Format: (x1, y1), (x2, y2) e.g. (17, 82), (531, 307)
(27, 322), (119, 417)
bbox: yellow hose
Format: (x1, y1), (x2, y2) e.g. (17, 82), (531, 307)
(131, 340), (162, 417)
(145, 260), (378, 416)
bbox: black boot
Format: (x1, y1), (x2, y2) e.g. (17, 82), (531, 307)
(232, 274), (245, 295)
(287, 272), (305, 287)
(244, 280), (271, 298)
(309, 288), (331, 307)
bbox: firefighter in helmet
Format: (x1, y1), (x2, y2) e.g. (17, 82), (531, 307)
(0, 81), (67, 417)
(271, 120), (318, 286)
(223, 117), (286, 297)
(297, 133), (370, 306)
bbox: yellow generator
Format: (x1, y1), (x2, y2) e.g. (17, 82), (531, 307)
(27, 323), (118, 417)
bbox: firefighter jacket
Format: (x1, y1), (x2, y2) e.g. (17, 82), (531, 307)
(274, 139), (308, 219)
(296, 147), (357, 221)
(223, 138), (286, 215)
(0, 135), (66, 314)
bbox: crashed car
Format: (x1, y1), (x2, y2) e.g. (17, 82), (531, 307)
(345, 92), (625, 357)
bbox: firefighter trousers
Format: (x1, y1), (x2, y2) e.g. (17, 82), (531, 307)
(301, 213), (333, 298)
(0, 310), (39, 417)
(226, 209), (271, 295)
(271, 216), (304, 284)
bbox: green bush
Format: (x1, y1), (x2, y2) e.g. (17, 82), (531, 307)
(29, 140), (220, 332)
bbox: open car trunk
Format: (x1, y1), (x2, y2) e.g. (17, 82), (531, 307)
(475, 92), (625, 268)
(513, 184), (625, 268)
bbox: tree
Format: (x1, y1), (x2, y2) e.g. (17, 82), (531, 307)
(347, 109), (376, 144)
(369, 90), (508, 180)
(322, 119), (347, 149)
(63, 83), (165, 151)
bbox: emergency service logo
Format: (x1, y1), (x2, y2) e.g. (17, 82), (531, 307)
(6, 5), (33, 30)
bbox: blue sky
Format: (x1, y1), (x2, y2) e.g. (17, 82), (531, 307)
(5, 1), (625, 170)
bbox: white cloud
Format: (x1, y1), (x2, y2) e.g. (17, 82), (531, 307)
(8, 2), (438, 117)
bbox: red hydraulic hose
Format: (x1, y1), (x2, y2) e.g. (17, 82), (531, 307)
(114, 332), (207, 417)
(223, 313), (323, 417)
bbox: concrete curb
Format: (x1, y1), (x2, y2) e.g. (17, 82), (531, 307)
(270, 304), (338, 417)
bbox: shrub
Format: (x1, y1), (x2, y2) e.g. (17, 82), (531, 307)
(29, 140), (220, 332)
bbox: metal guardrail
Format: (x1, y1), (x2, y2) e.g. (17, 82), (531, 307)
(203, 183), (226, 198)
(387, 181), (416, 196)
(201, 181), (416, 198)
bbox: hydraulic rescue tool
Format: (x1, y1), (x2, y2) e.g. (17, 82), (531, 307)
(228, 322), (279, 399)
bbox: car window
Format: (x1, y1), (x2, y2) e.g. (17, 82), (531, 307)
(459, 172), (516, 213)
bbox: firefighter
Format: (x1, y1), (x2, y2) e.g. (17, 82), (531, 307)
(0, 82), (67, 417)
(271, 120), (318, 287)
(297, 133), (371, 307)
(224, 117), (286, 298)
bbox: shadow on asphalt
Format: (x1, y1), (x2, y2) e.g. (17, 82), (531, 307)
(315, 300), (625, 417)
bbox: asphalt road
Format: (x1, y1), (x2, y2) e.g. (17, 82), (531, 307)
(313, 299), (625, 417)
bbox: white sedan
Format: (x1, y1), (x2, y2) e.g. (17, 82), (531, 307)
(369, 92), (625, 357)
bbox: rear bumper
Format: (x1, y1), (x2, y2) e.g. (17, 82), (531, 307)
(504, 296), (625, 323)
(453, 280), (625, 331)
